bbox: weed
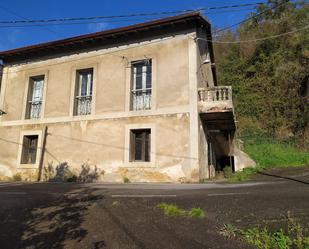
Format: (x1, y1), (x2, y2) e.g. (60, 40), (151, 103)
(219, 224), (239, 238)
(156, 203), (206, 218)
(123, 176), (130, 183)
(112, 201), (120, 207)
(242, 228), (292, 249)
(221, 218), (309, 249)
(188, 208), (205, 218)
(228, 167), (260, 183)
(223, 166), (233, 178)
(156, 203), (186, 217)
(12, 173), (22, 181)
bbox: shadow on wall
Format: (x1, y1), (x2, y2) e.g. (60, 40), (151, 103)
(0, 185), (104, 249)
(43, 162), (105, 183)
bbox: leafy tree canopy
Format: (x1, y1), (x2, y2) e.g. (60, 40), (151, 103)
(214, 0), (308, 145)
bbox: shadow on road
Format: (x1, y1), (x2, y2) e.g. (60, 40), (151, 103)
(0, 187), (103, 249)
(258, 171), (309, 185)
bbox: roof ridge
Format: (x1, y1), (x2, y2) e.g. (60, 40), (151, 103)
(0, 12), (209, 61)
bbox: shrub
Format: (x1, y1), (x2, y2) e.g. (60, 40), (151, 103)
(67, 175), (78, 182)
(123, 176), (130, 183)
(12, 173), (22, 181)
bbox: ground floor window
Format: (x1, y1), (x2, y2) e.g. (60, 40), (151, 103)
(130, 129), (151, 162)
(21, 135), (38, 164)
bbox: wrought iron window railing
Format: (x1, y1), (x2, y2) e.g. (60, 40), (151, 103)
(75, 95), (92, 115)
(28, 100), (42, 119)
(131, 88), (151, 110)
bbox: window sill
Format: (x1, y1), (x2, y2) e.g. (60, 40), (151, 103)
(127, 161), (156, 168)
(18, 164), (39, 169)
(129, 109), (153, 115)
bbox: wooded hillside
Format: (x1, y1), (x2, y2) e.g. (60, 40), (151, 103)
(214, 0), (308, 147)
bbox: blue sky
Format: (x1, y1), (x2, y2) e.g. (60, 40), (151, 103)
(0, 0), (262, 51)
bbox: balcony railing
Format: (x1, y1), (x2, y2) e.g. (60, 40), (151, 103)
(198, 86), (233, 113)
(75, 95), (92, 115)
(131, 88), (151, 111)
(28, 100), (42, 119)
(198, 86), (232, 102)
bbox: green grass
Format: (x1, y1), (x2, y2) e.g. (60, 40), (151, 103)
(156, 203), (206, 218)
(243, 228), (293, 249)
(156, 203), (186, 217)
(188, 208), (205, 218)
(245, 142), (309, 168)
(220, 218), (309, 249)
(227, 139), (309, 183)
(228, 167), (260, 183)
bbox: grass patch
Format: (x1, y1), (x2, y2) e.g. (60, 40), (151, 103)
(228, 167), (260, 183)
(226, 138), (309, 183)
(223, 166), (233, 178)
(156, 203), (206, 218)
(244, 141), (309, 168)
(188, 208), (205, 218)
(220, 216), (309, 249)
(156, 203), (186, 217)
(219, 224), (239, 238)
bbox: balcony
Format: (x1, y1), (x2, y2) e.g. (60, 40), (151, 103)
(198, 86), (235, 130)
(198, 86), (233, 113)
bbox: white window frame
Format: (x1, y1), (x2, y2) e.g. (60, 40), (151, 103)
(26, 76), (45, 119)
(74, 69), (93, 116)
(17, 130), (43, 169)
(131, 60), (152, 111)
(22, 71), (48, 121)
(69, 64), (97, 118)
(125, 55), (157, 113)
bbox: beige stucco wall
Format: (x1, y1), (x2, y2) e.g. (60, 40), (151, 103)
(0, 114), (191, 182)
(1, 35), (190, 122)
(0, 32), (216, 182)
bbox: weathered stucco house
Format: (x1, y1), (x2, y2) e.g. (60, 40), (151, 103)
(0, 12), (241, 182)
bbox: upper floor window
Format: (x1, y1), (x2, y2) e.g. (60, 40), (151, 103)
(74, 68), (93, 116)
(131, 59), (152, 111)
(26, 76), (44, 119)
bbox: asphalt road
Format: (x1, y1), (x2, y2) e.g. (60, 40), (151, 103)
(0, 167), (308, 249)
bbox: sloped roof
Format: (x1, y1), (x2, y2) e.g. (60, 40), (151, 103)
(0, 12), (213, 63)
